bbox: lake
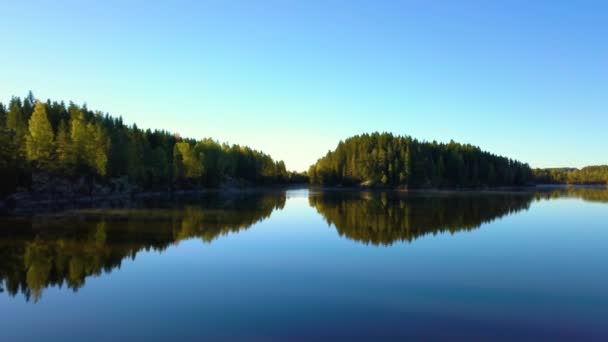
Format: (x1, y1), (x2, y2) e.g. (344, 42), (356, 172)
(1, 188), (607, 340)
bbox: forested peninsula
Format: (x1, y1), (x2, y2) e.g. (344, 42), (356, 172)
(0, 93), (304, 199)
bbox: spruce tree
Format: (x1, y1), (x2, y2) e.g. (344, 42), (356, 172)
(6, 97), (28, 158)
(0, 103), (6, 127)
(26, 101), (55, 168)
(6, 97), (22, 130)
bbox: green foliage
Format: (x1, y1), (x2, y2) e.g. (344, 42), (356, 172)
(55, 120), (75, 173)
(534, 166), (608, 185)
(175, 141), (203, 179)
(86, 121), (109, 177)
(5, 97), (24, 131)
(309, 132), (533, 188)
(25, 101), (55, 168)
(5, 97), (28, 158)
(69, 104), (88, 170)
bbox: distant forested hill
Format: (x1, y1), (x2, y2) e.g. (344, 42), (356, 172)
(308, 132), (533, 188)
(534, 166), (608, 185)
(0, 92), (302, 196)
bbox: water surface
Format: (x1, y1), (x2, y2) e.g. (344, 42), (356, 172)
(1, 189), (607, 340)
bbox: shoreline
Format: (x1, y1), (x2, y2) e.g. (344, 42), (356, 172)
(0, 184), (307, 215)
(310, 183), (607, 192)
(2, 183), (606, 216)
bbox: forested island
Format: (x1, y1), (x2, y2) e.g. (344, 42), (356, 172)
(308, 133), (607, 188)
(308, 133), (533, 188)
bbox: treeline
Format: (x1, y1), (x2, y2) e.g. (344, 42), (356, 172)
(0, 92), (303, 196)
(308, 132), (532, 188)
(533, 166), (608, 185)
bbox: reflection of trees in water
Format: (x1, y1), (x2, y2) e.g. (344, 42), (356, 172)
(534, 187), (608, 203)
(0, 192), (286, 301)
(1, 188), (607, 302)
(309, 192), (534, 246)
(310, 188), (608, 246)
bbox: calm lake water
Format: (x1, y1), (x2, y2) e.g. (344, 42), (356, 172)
(1, 188), (607, 340)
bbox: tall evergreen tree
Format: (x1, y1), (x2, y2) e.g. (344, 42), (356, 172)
(0, 103), (6, 127)
(6, 97), (23, 130)
(69, 104), (88, 171)
(86, 122), (109, 176)
(25, 101), (55, 169)
(6, 97), (28, 158)
(55, 120), (75, 173)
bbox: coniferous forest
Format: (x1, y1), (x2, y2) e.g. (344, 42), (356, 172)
(0, 92), (302, 197)
(308, 133), (533, 188)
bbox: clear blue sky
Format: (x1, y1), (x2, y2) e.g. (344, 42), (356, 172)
(1, 0), (606, 171)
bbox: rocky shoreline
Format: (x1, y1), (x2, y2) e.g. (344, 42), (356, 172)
(0, 173), (305, 215)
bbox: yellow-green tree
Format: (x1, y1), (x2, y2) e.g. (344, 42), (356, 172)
(175, 142), (203, 179)
(86, 122), (109, 176)
(25, 101), (55, 168)
(68, 106), (108, 177)
(69, 105), (88, 167)
(55, 120), (75, 173)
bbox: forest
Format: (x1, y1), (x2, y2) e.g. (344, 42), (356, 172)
(533, 166), (608, 185)
(0, 92), (304, 196)
(308, 132), (533, 188)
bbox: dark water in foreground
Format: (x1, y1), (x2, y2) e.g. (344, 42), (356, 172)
(1, 188), (607, 340)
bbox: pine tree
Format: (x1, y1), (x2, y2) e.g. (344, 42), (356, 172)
(6, 97), (23, 130)
(69, 105), (88, 170)
(26, 101), (55, 169)
(6, 97), (27, 158)
(55, 120), (75, 173)
(89, 123), (108, 176)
